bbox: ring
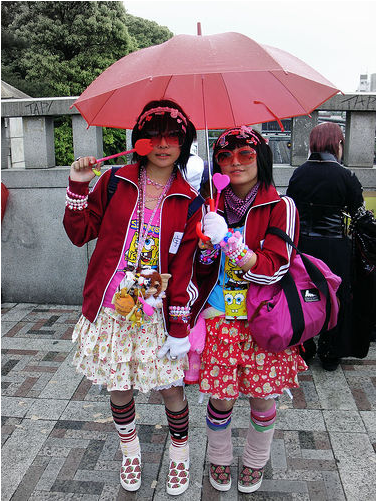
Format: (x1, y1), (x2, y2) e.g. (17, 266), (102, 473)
(75, 156), (82, 161)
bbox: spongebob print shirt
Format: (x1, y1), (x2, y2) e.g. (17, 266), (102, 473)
(208, 226), (249, 320)
(102, 206), (160, 309)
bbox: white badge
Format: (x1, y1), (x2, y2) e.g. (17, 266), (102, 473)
(169, 232), (184, 254)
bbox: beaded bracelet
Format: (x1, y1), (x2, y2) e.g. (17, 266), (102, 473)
(235, 247), (255, 267)
(169, 305), (191, 323)
(199, 245), (220, 264)
(66, 187), (88, 200)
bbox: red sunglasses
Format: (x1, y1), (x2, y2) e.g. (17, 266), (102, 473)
(215, 147), (257, 167)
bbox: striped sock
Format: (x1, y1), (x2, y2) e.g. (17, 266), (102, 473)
(111, 398), (140, 457)
(206, 399), (233, 431)
(250, 401), (276, 432)
(165, 402), (189, 449)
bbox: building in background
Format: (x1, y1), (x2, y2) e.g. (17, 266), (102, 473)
(356, 73), (376, 92)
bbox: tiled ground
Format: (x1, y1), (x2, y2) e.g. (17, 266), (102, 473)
(2, 303), (376, 501)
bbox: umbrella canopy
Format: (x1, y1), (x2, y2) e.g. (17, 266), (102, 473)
(73, 31), (340, 130)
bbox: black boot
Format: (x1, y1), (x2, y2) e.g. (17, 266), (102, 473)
(299, 338), (317, 363)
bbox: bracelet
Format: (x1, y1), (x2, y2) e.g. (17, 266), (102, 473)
(235, 248), (255, 267)
(66, 187), (88, 200)
(199, 246), (220, 264)
(169, 305), (191, 323)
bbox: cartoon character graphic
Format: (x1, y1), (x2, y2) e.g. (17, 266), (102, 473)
(224, 257), (248, 288)
(223, 257), (248, 319)
(126, 229), (159, 269)
(224, 289), (248, 319)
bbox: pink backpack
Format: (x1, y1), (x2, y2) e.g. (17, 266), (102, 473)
(246, 227), (341, 353)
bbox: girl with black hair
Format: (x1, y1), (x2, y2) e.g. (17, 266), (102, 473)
(63, 99), (203, 496)
(192, 126), (307, 493)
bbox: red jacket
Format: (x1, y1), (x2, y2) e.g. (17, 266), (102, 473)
(63, 163), (204, 337)
(192, 184), (299, 323)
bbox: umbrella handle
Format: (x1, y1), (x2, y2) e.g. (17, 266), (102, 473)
(195, 198), (215, 242)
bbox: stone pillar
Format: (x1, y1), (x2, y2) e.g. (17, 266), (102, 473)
(9, 118), (25, 168)
(23, 116), (55, 168)
(291, 112), (318, 166)
(72, 115), (103, 160)
(197, 129), (209, 163)
(344, 111), (376, 167)
(1, 118), (10, 169)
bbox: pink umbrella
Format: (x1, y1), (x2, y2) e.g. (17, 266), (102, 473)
(72, 30), (340, 238)
(72, 31), (340, 131)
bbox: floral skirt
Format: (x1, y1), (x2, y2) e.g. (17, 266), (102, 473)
(72, 307), (188, 393)
(199, 316), (308, 400)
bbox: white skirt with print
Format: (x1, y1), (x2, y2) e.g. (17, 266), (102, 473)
(72, 307), (188, 393)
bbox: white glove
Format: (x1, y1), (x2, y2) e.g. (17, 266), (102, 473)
(157, 335), (191, 360)
(203, 212), (228, 245)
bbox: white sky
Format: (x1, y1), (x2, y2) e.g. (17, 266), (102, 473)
(123, 0), (376, 93)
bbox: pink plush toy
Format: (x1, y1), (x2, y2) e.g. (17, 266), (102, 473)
(184, 313), (206, 384)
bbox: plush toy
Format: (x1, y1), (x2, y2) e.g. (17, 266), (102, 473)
(113, 289), (135, 317)
(138, 270), (172, 310)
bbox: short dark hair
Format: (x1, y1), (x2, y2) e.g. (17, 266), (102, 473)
(309, 122), (344, 157)
(131, 99), (196, 174)
(213, 127), (274, 189)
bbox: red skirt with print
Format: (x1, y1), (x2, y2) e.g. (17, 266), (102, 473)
(199, 316), (308, 400)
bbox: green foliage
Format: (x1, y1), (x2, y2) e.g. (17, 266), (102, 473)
(54, 116), (74, 166)
(1, 1), (173, 163)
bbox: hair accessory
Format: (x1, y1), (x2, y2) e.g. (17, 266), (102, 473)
(137, 107), (188, 131)
(215, 127), (267, 150)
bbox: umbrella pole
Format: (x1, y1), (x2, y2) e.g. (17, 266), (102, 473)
(201, 76), (215, 211)
(197, 21), (214, 210)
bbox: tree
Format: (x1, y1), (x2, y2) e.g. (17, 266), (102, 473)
(1, 1), (173, 164)
(125, 14), (173, 49)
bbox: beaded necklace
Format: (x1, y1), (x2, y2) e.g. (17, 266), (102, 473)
(146, 175), (166, 189)
(133, 166), (175, 271)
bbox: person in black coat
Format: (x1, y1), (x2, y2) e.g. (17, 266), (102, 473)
(286, 122), (364, 371)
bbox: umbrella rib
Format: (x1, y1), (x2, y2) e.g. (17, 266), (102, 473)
(86, 88), (118, 127)
(219, 73), (237, 127)
(268, 71), (310, 114)
(161, 75), (173, 99)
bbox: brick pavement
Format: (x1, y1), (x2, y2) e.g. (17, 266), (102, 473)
(1, 303), (376, 501)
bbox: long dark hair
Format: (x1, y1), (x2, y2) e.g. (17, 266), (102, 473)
(131, 99), (196, 174)
(212, 127), (274, 189)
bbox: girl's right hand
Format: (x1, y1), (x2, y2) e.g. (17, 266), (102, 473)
(70, 156), (101, 183)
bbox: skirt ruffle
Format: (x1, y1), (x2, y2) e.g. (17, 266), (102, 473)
(199, 316), (308, 399)
(72, 307), (187, 392)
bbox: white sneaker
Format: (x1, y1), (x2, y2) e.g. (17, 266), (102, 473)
(166, 458), (189, 496)
(120, 454), (141, 491)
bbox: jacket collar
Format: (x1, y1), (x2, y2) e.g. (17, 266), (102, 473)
(308, 152), (340, 163)
(115, 162), (195, 198)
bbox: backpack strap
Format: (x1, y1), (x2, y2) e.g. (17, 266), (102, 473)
(106, 166), (121, 207)
(187, 194), (205, 219)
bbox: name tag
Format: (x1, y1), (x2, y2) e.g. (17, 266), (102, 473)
(169, 232), (183, 254)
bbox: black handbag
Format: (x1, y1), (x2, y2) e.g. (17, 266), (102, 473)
(349, 206), (376, 351)
(350, 206), (376, 276)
